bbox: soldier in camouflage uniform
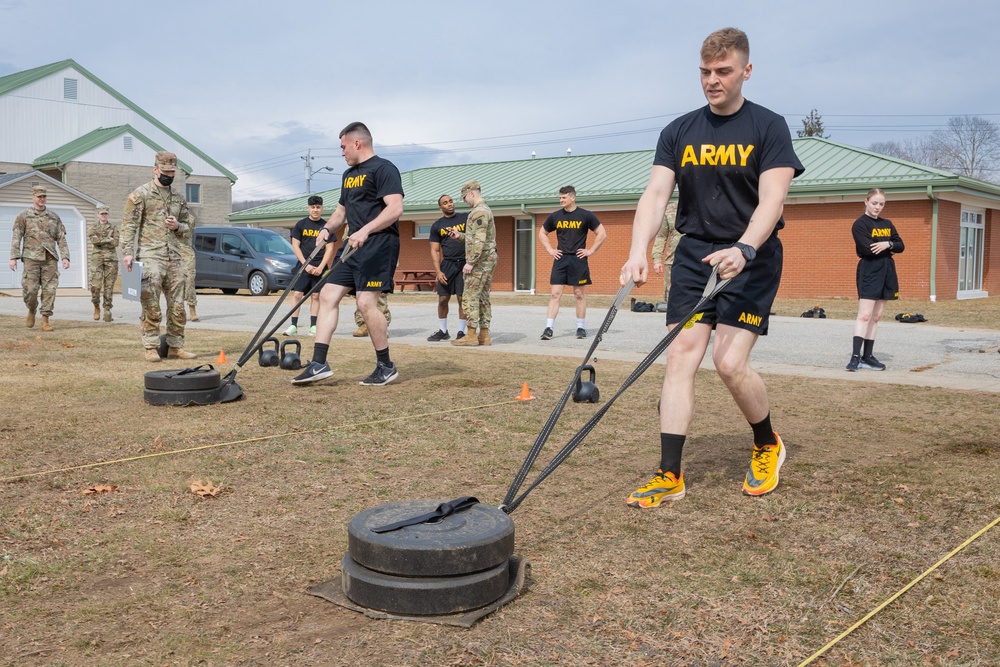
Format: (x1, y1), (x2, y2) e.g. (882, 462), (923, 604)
(180, 231), (199, 322)
(8, 184), (70, 331)
(120, 151), (198, 363)
(450, 181), (497, 347)
(650, 201), (681, 305)
(88, 205), (119, 322)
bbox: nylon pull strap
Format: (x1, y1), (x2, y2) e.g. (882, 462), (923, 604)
(370, 496), (481, 534)
(174, 364), (214, 376)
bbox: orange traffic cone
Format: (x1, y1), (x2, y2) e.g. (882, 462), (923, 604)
(215, 349), (228, 364)
(515, 382), (535, 401)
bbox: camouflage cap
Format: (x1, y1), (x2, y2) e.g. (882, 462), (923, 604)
(155, 151), (178, 172)
(97, 205), (110, 214)
(460, 180), (481, 196)
(32, 184), (48, 195)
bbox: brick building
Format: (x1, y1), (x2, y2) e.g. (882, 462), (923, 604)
(1, 59), (235, 289)
(231, 137), (999, 301)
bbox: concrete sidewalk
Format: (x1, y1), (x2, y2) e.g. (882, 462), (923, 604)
(3, 288), (998, 393)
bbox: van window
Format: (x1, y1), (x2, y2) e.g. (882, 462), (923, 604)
(194, 234), (217, 252)
(222, 233), (250, 256)
(244, 230), (294, 255)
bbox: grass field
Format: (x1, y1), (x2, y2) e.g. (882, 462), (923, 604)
(1, 311), (998, 666)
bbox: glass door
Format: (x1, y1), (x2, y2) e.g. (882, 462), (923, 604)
(958, 209), (985, 297)
(514, 219), (535, 292)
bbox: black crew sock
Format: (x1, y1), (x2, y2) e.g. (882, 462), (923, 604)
(750, 413), (778, 447)
(852, 335), (863, 357)
(313, 343), (329, 365)
(659, 433), (686, 478)
(310, 316), (317, 327)
(863, 339), (875, 357)
(376, 347), (391, 366)
(290, 317), (299, 327)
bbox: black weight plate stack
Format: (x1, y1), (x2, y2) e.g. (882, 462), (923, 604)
(143, 366), (223, 406)
(342, 499), (515, 615)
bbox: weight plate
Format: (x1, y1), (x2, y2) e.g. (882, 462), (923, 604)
(347, 499), (514, 577)
(144, 366), (220, 391)
(143, 386), (222, 406)
(341, 553), (509, 616)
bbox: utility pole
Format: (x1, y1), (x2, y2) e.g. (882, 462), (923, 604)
(302, 149), (313, 194)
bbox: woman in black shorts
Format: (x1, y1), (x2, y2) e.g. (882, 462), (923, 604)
(847, 188), (904, 371)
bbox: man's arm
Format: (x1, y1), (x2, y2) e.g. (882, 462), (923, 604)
(578, 223), (607, 258)
(319, 204), (348, 246)
(9, 213), (25, 271)
(346, 194), (404, 247)
(621, 165), (676, 286)
(537, 225), (561, 259)
(702, 166), (796, 279)
(429, 241), (446, 284)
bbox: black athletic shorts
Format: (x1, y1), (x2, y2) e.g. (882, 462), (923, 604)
(550, 254), (591, 287)
(293, 264), (328, 293)
(856, 257), (899, 300)
(436, 259), (465, 296)
(326, 233), (399, 293)
(665, 235), (782, 336)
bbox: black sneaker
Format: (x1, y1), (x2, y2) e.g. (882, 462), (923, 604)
(845, 355), (861, 372)
(427, 330), (451, 341)
(859, 354), (886, 371)
(291, 361), (333, 385)
(576, 328), (587, 339)
(541, 327), (553, 340)
(456, 331), (466, 340)
(360, 361), (398, 386)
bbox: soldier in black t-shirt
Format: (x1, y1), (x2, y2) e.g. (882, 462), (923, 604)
(426, 194), (469, 341)
(292, 122), (404, 387)
(284, 195), (336, 337)
(538, 185), (606, 340)
(620, 28), (804, 508)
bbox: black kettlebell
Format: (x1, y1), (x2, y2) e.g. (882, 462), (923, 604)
(157, 334), (169, 359)
(280, 339), (302, 370)
(572, 364), (600, 403)
(258, 336), (280, 367)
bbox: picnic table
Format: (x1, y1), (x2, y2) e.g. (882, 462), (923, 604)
(395, 269), (438, 292)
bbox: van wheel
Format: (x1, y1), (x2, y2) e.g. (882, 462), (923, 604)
(220, 288), (238, 295)
(248, 271), (269, 296)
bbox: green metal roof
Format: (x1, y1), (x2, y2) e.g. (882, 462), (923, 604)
(0, 59), (236, 183)
(230, 136), (1000, 225)
(33, 125), (193, 173)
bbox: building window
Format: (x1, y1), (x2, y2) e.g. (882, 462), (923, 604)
(414, 223), (431, 239)
(123, 136), (133, 151)
(958, 208), (986, 298)
(186, 183), (201, 204)
(63, 78), (78, 100)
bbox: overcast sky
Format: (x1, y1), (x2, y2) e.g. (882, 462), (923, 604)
(2, 0), (998, 202)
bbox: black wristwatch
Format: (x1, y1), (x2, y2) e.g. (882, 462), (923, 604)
(734, 241), (756, 262)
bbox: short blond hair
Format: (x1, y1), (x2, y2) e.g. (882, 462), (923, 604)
(701, 27), (749, 64)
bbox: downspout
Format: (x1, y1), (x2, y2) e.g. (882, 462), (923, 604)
(521, 204), (536, 294)
(927, 185), (938, 301)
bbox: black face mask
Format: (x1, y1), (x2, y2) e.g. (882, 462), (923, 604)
(158, 173), (175, 187)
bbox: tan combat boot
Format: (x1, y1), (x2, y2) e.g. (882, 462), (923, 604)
(451, 326), (480, 346)
(93, 304), (101, 320)
(103, 308), (113, 322)
(478, 328), (491, 346)
(26, 310), (35, 328)
(168, 347), (198, 360)
(40, 316), (53, 332)
(188, 304), (199, 322)
(145, 348), (161, 363)
(353, 323), (368, 337)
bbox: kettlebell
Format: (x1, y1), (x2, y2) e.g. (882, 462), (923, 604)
(280, 339), (302, 370)
(157, 334), (169, 359)
(258, 336), (280, 367)
(572, 364), (600, 403)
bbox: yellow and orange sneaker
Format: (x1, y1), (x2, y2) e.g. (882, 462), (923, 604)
(742, 433), (786, 496)
(626, 470), (685, 508)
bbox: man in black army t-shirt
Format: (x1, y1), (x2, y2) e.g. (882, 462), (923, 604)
(284, 195), (336, 337)
(620, 27), (804, 508)
(426, 194), (469, 341)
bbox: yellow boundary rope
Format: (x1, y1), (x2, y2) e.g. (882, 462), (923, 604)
(1, 398), (526, 483)
(797, 515), (1000, 666)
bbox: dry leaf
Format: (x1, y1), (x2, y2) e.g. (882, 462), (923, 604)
(83, 484), (118, 495)
(152, 436), (163, 451)
(61, 342), (75, 348)
(34, 335), (42, 341)
(895, 484), (910, 492)
(189, 480), (221, 497)
(24, 362), (38, 367)
(892, 497), (905, 504)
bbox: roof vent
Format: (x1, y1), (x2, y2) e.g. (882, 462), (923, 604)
(63, 78), (78, 100)
(123, 135), (133, 151)
(566, 148), (572, 156)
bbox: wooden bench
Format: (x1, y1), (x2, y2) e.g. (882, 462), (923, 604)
(395, 269), (438, 292)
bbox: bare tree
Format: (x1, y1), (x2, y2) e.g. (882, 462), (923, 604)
(928, 115), (1000, 180)
(797, 109), (829, 138)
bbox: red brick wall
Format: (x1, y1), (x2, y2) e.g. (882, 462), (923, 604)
(986, 208), (998, 295)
